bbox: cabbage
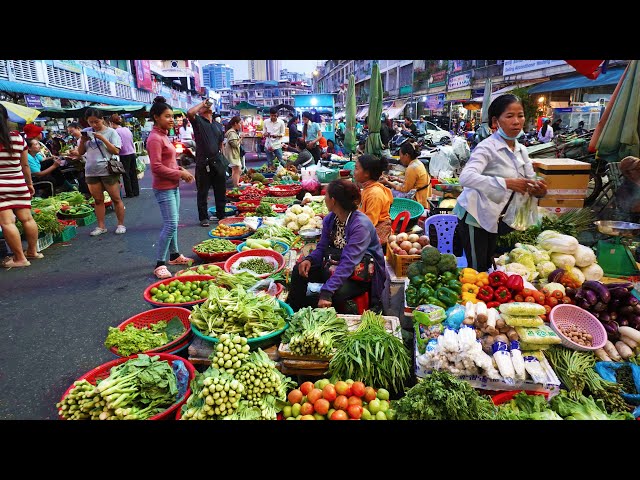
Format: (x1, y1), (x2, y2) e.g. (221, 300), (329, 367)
(574, 244), (596, 268)
(509, 247), (536, 270)
(550, 253), (576, 270)
(580, 263), (603, 281)
(284, 211), (297, 223)
(297, 213), (310, 226)
(536, 261), (557, 279)
(543, 282), (566, 295)
(567, 266), (585, 285)
(290, 204), (303, 215)
(496, 254), (510, 266)
(505, 262), (539, 281)
(536, 230), (579, 255)
(301, 206), (315, 217)
(286, 221), (299, 231)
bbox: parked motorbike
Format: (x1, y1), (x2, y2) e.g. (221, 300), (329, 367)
(172, 139), (196, 167)
(389, 131), (428, 156)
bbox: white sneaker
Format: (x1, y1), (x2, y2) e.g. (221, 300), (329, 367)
(115, 225), (127, 235)
(90, 227), (108, 236)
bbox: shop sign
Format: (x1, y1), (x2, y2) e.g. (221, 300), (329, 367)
(424, 93), (445, 110)
(399, 85), (412, 96)
(40, 97), (61, 109)
(450, 60), (464, 73)
(53, 60), (82, 74)
(448, 73), (471, 91)
(445, 90), (471, 101)
(114, 68), (131, 86)
(192, 64), (201, 92)
(503, 60), (566, 76)
(24, 95), (43, 108)
(134, 60), (153, 92)
(430, 70), (446, 87)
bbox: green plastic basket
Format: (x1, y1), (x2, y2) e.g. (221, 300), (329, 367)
(316, 169), (340, 183)
(390, 197), (425, 221)
(75, 211), (97, 227)
(343, 161), (356, 172)
(53, 225), (77, 243)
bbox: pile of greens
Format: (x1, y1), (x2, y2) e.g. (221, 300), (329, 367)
(282, 307), (348, 357)
(329, 311), (411, 394)
(57, 354), (179, 420)
(260, 196), (297, 205)
(249, 225), (302, 248)
(189, 284), (288, 338)
(104, 317), (186, 356)
(393, 370), (501, 420)
(497, 392), (563, 420)
(549, 391), (634, 420)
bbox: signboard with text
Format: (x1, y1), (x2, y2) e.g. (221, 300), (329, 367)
(448, 73), (471, 91)
(425, 93), (445, 110)
(24, 95), (43, 108)
(445, 90), (471, 101)
(52, 60), (82, 74)
(134, 60), (153, 92)
(503, 60), (566, 76)
(430, 70), (446, 87)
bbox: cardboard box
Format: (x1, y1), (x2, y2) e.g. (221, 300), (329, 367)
(538, 197), (584, 208)
(533, 158), (591, 198)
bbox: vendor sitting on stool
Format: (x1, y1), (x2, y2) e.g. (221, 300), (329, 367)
(288, 179), (388, 314)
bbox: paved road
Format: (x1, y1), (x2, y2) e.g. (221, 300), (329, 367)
(0, 165), (225, 420)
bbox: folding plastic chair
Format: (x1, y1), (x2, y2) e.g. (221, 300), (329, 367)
(423, 214), (468, 268)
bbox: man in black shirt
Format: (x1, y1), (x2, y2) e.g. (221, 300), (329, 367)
(380, 113), (393, 157)
(188, 100), (226, 227)
(402, 117), (418, 137)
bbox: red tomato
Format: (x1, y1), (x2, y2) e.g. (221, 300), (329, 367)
(300, 381), (314, 396)
(350, 381), (366, 398)
(287, 389), (303, 405)
(330, 410), (348, 420)
(335, 381), (350, 396)
(322, 384), (337, 402)
(300, 402), (314, 416)
(307, 388), (323, 404)
(333, 395), (349, 411)
(347, 396), (363, 407)
(314, 398), (330, 416)
(364, 387), (377, 402)
(347, 404), (363, 419)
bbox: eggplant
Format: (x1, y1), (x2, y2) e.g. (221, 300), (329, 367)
(593, 301), (608, 312)
(603, 321), (619, 336)
(610, 311), (618, 321)
(610, 298), (622, 311)
(582, 280), (611, 303)
(630, 316), (640, 329)
(565, 287), (577, 299)
(605, 282), (633, 290)
(628, 296), (639, 306)
(620, 305), (634, 315)
(583, 289), (598, 306)
(609, 287), (631, 300)
(633, 304), (640, 315)
(577, 299), (591, 310)
(620, 318), (630, 326)
(599, 312), (611, 323)
(548, 269), (566, 283)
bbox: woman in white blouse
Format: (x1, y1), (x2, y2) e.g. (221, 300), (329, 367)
(537, 119), (554, 143)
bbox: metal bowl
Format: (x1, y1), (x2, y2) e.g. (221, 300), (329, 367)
(299, 228), (322, 240)
(594, 220), (640, 237)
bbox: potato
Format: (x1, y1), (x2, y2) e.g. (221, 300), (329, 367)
(408, 233), (420, 243)
(397, 232), (408, 242)
(400, 241), (413, 251)
(412, 242), (422, 250)
(388, 234), (397, 243)
(408, 248), (419, 255)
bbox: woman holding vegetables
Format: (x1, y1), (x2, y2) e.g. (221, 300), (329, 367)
(289, 179), (388, 314)
(453, 94), (547, 272)
(147, 96), (195, 279)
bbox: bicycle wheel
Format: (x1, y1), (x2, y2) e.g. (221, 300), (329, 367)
(584, 170), (602, 206)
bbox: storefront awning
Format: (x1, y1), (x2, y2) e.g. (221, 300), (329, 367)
(471, 80), (544, 102)
(0, 79), (146, 106)
(385, 100), (407, 119)
(334, 110), (346, 119)
(356, 105), (369, 120)
(528, 67), (626, 93)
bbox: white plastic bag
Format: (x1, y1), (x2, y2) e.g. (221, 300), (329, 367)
(502, 193), (539, 231)
(452, 136), (470, 164)
(429, 145), (460, 177)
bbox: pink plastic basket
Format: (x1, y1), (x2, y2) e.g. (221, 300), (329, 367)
(549, 304), (607, 351)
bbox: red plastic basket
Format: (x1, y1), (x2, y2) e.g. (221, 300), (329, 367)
(224, 249), (285, 279)
(226, 191), (242, 201)
(143, 275), (216, 308)
(192, 239), (241, 262)
(271, 204), (288, 213)
(58, 353), (196, 420)
(267, 185), (302, 197)
(220, 216), (246, 226)
(549, 304), (607, 351)
(108, 307), (193, 356)
(234, 199), (261, 212)
(491, 390), (550, 405)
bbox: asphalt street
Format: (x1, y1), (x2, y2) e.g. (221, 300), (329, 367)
(0, 164), (223, 420)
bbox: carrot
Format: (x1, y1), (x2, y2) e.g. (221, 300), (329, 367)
(525, 296), (535, 303)
(514, 294), (524, 302)
(552, 290), (564, 299)
(546, 297), (559, 307)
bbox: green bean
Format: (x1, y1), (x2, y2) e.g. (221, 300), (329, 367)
(238, 259), (275, 275)
(194, 239), (237, 253)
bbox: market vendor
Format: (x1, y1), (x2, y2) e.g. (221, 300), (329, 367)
(615, 155), (640, 221)
(380, 142), (431, 208)
(321, 139), (343, 159)
(288, 179), (387, 314)
(287, 138), (315, 168)
(454, 94), (546, 272)
(26, 138), (75, 192)
(354, 154), (394, 245)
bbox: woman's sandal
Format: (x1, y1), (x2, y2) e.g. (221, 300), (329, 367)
(154, 265), (172, 279)
(26, 252), (44, 260)
(2, 258), (31, 268)
(167, 254), (193, 266)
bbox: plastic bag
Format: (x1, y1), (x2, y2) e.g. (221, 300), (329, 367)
(307, 282), (324, 295)
(428, 148), (454, 178)
(135, 156), (146, 174)
(452, 136), (470, 164)
(248, 278), (279, 296)
(171, 360), (190, 400)
(503, 193), (539, 231)
(443, 304), (466, 330)
(594, 361), (640, 405)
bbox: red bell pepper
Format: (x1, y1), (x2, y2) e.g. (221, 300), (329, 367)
(486, 301), (501, 309)
(494, 286), (512, 303)
(477, 285), (494, 302)
(505, 274), (523, 292)
(488, 271), (508, 288)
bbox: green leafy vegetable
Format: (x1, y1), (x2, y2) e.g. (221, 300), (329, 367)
(549, 390), (634, 420)
(497, 392), (563, 420)
(282, 307), (348, 357)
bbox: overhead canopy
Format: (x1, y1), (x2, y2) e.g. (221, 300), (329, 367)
(334, 110), (346, 119)
(356, 105), (369, 120)
(386, 100), (407, 119)
(528, 67), (626, 93)
(233, 101), (259, 110)
(37, 104), (169, 118)
(0, 79), (146, 106)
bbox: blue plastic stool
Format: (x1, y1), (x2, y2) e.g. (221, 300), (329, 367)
(423, 214), (468, 268)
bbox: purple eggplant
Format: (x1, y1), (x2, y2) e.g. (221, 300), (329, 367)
(582, 281), (611, 303)
(583, 289), (599, 306)
(577, 299), (591, 311)
(630, 315), (640, 329)
(605, 282), (633, 290)
(599, 312), (611, 323)
(548, 269), (566, 283)
(610, 311), (618, 321)
(620, 305), (634, 315)
(609, 287), (631, 300)
(603, 321), (619, 336)
(565, 287), (577, 299)
(620, 318), (630, 326)
(593, 301), (608, 312)
(610, 298), (622, 311)
(627, 296), (639, 306)
(633, 304), (640, 315)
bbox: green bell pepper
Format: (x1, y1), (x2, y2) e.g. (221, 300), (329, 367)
(409, 275), (424, 288)
(406, 286), (419, 307)
(426, 296), (447, 309)
(446, 279), (462, 294)
(423, 273), (438, 287)
(436, 287), (459, 308)
(440, 271), (457, 282)
(418, 284), (435, 302)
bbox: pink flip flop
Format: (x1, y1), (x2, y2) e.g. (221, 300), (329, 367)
(154, 265), (172, 279)
(167, 254), (193, 266)
(2, 258), (31, 268)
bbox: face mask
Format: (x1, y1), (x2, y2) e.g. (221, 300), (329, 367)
(497, 124), (524, 141)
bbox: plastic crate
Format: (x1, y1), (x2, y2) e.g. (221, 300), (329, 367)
(386, 242), (420, 277)
(37, 233), (54, 251)
(53, 225), (77, 243)
(316, 169), (340, 183)
(75, 211), (97, 227)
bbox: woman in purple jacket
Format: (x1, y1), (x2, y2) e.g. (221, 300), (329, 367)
(289, 179), (388, 314)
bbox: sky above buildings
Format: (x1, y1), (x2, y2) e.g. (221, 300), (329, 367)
(199, 60), (322, 80)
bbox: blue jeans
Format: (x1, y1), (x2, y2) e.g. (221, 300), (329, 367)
(154, 188), (180, 262)
(266, 148), (284, 165)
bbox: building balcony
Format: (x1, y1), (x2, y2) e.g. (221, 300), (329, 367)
(473, 63), (504, 80)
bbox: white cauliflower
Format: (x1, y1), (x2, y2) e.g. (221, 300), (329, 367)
(505, 262), (539, 282)
(495, 253), (510, 266)
(290, 204), (303, 215)
(296, 213), (310, 226)
(286, 221), (299, 231)
(284, 211), (297, 223)
(301, 206), (315, 217)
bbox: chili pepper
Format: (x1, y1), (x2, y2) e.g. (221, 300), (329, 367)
(488, 271), (508, 288)
(493, 286), (512, 303)
(475, 271), (490, 287)
(461, 292), (478, 303)
(486, 301), (501, 309)
(462, 283), (479, 295)
(446, 279), (462, 294)
(477, 285), (494, 302)
(505, 274), (523, 292)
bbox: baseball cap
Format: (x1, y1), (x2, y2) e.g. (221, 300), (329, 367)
(23, 123), (44, 138)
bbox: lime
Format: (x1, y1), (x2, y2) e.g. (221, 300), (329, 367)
(150, 287), (159, 295)
(158, 284), (167, 291)
(200, 292), (208, 299)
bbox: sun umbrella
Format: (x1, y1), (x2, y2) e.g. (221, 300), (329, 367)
(475, 77), (493, 143)
(365, 62), (384, 157)
(594, 60), (640, 162)
(344, 74), (357, 155)
(0, 101), (41, 124)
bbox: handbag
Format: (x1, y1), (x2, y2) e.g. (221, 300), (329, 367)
(95, 140), (126, 175)
(322, 246), (375, 283)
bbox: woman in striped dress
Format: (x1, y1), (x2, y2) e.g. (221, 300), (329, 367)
(0, 104), (40, 268)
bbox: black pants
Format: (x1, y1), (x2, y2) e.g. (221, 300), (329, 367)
(120, 153), (139, 197)
(458, 217), (498, 272)
(195, 162), (226, 221)
(288, 262), (370, 312)
(309, 145), (322, 163)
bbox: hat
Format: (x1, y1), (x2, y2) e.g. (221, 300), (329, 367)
(23, 123), (44, 138)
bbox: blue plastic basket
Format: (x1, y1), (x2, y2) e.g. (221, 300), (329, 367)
(390, 197), (425, 221)
(208, 204), (239, 217)
(236, 240), (290, 256)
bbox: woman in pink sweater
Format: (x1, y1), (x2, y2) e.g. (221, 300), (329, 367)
(147, 96), (195, 279)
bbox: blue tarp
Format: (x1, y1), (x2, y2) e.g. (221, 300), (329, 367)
(528, 67), (625, 93)
(0, 79), (146, 106)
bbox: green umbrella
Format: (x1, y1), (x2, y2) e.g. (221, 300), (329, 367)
(365, 62), (384, 157)
(596, 60), (640, 162)
(344, 74), (357, 155)
(476, 77), (493, 143)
